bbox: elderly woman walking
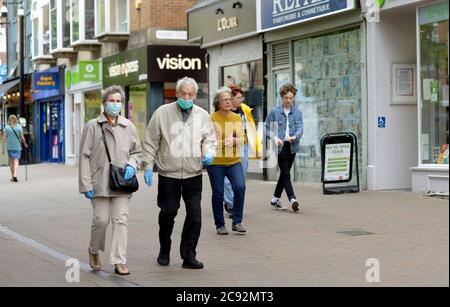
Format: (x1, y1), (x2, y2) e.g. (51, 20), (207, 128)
(79, 85), (142, 275)
(2, 115), (28, 182)
(207, 87), (247, 235)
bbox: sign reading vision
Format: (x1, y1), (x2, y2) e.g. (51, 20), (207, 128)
(257, 0), (356, 32)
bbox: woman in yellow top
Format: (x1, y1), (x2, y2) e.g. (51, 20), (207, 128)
(223, 86), (262, 218)
(207, 87), (247, 235)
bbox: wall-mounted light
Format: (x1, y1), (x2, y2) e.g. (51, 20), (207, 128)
(135, 0), (142, 11)
(232, 1), (242, 9)
(216, 8), (224, 15)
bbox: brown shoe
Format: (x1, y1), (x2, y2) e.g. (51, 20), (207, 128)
(114, 264), (130, 275)
(88, 249), (101, 272)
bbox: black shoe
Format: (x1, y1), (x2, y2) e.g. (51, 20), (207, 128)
(182, 258), (204, 270)
(13, 177), (18, 182)
(157, 253), (170, 266)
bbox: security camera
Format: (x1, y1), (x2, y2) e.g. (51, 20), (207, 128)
(0, 6), (8, 18)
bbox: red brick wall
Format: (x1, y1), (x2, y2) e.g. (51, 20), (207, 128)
(130, 0), (197, 32)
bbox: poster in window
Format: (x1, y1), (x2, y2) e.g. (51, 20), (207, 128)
(392, 64), (417, 105)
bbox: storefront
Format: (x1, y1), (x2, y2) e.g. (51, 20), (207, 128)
(188, 0), (265, 178)
(412, 1), (449, 194)
(64, 60), (102, 166)
(32, 66), (65, 163)
(103, 45), (208, 141)
(0, 75), (35, 165)
(365, 0), (448, 194)
(259, 0), (366, 186)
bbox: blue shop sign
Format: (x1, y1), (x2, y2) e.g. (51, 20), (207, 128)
(32, 67), (62, 100)
(257, 0), (356, 32)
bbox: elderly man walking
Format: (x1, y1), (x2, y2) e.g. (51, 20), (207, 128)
(142, 77), (216, 269)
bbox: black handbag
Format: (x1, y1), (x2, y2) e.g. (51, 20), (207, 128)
(100, 123), (139, 194)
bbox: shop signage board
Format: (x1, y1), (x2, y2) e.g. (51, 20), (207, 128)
(321, 132), (360, 194)
(102, 47), (148, 88)
(257, 0), (356, 32)
(148, 45), (207, 83)
(80, 61), (100, 82)
(188, 0), (257, 48)
(32, 67), (63, 100)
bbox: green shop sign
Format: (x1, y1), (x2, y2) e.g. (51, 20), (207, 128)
(80, 61), (100, 82)
(102, 47), (148, 88)
(65, 61), (101, 90)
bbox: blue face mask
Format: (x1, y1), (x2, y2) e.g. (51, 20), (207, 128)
(177, 98), (194, 110)
(105, 102), (122, 117)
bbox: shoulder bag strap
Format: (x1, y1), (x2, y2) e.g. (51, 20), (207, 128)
(99, 123), (112, 164)
(11, 126), (22, 147)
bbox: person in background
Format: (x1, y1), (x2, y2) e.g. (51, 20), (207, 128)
(79, 85), (142, 276)
(142, 77), (216, 270)
(208, 87), (247, 235)
(265, 84), (303, 212)
(223, 86), (262, 218)
(2, 115), (28, 182)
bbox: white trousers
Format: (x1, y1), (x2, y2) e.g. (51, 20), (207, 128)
(89, 197), (130, 265)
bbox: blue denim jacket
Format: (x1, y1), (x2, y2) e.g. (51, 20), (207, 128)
(265, 106), (303, 154)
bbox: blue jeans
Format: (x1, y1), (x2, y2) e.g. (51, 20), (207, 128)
(207, 163), (246, 228)
(224, 144), (249, 207)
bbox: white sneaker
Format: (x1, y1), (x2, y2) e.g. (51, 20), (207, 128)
(290, 199), (300, 212)
(270, 199), (287, 210)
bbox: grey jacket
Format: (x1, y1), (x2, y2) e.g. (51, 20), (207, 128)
(79, 114), (142, 197)
(142, 102), (217, 180)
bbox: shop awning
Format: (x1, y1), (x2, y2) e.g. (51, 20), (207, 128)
(0, 79), (20, 96)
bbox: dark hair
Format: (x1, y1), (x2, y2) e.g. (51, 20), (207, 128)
(279, 84), (297, 98)
(230, 85), (244, 97)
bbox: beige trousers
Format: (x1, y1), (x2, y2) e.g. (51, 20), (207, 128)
(89, 197), (130, 265)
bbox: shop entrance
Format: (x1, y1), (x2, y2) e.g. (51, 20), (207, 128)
(39, 100), (64, 163)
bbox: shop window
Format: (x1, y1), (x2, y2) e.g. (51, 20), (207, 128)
(128, 84), (147, 141)
(221, 60), (265, 123)
(95, 0), (129, 37)
(419, 2), (449, 165)
(84, 91), (101, 123)
(293, 28), (363, 183)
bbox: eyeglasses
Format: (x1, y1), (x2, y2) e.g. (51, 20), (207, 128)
(220, 98), (232, 102)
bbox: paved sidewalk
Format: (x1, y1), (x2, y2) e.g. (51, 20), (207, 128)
(0, 164), (448, 287)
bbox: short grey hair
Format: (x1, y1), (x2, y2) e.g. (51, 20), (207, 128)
(101, 85), (126, 104)
(213, 86), (232, 112)
(176, 77), (199, 94)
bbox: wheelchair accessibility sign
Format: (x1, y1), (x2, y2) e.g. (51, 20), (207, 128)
(378, 117), (386, 128)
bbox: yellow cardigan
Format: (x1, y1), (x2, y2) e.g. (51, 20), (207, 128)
(241, 103), (263, 160)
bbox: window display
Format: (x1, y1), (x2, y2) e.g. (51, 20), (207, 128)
(419, 2), (449, 165)
(294, 28), (363, 183)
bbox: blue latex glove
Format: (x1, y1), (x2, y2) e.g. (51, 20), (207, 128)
(84, 191), (95, 200)
(202, 153), (215, 166)
(144, 170), (153, 187)
(124, 165), (136, 181)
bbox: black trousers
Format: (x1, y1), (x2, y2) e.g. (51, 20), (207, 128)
(274, 142), (297, 200)
(157, 175), (202, 261)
